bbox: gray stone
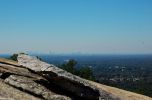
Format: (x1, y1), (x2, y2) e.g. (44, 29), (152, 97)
(0, 73), (2, 77)
(17, 54), (117, 100)
(0, 58), (20, 67)
(5, 75), (71, 100)
(43, 94), (71, 100)
(0, 63), (44, 80)
(0, 79), (42, 100)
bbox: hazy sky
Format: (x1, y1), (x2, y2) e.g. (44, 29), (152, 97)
(0, 0), (152, 54)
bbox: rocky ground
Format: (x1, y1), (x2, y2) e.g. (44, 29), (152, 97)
(0, 54), (151, 100)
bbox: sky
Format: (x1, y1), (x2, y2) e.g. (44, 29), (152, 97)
(0, 0), (152, 54)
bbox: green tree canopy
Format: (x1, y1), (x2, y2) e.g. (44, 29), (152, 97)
(79, 66), (95, 80)
(9, 53), (27, 61)
(61, 59), (95, 81)
(62, 59), (77, 74)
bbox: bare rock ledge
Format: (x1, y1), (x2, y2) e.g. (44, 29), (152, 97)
(0, 54), (151, 100)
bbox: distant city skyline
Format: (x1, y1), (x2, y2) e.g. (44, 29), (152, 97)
(0, 0), (152, 54)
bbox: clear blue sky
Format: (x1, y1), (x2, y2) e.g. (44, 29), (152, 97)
(0, 0), (152, 54)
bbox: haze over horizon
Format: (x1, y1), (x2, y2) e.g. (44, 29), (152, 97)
(0, 0), (152, 54)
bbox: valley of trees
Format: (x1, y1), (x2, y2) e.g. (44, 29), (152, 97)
(60, 59), (95, 81)
(59, 56), (152, 97)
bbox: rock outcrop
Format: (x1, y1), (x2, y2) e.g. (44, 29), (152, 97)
(0, 54), (152, 100)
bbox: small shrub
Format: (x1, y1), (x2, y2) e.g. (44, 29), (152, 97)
(9, 53), (27, 61)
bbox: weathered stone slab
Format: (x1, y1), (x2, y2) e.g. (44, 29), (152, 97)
(0, 58), (20, 66)
(4, 75), (71, 100)
(0, 79), (42, 100)
(0, 63), (44, 80)
(17, 54), (117, 100)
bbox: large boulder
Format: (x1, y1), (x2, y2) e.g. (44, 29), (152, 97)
(0, 63), (44, 80)
(17, 54), (118, 100)
(5, 75), (71, 100)
(0, 79), (42, 100)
